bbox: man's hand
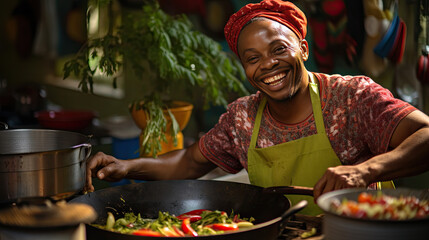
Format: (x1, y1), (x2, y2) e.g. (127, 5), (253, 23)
(313, 165), (370, 201)
(85, 152), (129, 192)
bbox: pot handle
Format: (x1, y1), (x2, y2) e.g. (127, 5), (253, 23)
(0, 121), (8, 130)
(75, 143), (92, 161)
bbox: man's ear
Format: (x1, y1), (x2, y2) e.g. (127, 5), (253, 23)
(300, 39), (309, 61)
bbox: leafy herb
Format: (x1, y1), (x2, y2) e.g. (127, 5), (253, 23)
(63, 0), (248, 157)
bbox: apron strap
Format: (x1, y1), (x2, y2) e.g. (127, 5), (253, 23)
(250, 97), (267, 148)
(308, 73), (326, 135)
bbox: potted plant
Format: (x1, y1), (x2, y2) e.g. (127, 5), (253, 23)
(63, 0), (248, 157)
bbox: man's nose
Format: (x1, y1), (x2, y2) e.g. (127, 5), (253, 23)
(260, 56), (279, 69)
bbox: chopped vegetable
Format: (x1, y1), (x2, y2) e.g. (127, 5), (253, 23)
(300, 227), (317, 239)
(93, 209), (255, 237)
(172, 225), (185, 237)
(179, 209), (210, 216)
(105, 212), (115, 230)
(236, 221), (254, 228)
(133, 229), (162, 236)
(206, 223), (238, 231)
(160, 226), (181, 237)
(177, 209), (208, 222)
(330, 192), (429, 220)
(182, 218), (198, 236)
(176, 215), (202, 222)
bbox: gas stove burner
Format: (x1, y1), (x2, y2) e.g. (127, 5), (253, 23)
(277, 214), (324, 239)
(0, 199), (97, 228)
(14, 196), (57, 207)
(0, 201), (94, 240)
(285, 215), (307, 229)
(0, 189), (86, 209)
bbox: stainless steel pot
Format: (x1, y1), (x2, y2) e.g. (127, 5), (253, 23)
(0, 129), (91, 204)
(317, 188), (429, 240)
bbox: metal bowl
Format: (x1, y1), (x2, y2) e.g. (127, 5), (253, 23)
(317, 188), (429, 240)
(35, 110), (95, 131)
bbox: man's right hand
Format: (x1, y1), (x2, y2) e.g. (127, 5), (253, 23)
(85, 152), (129, 192)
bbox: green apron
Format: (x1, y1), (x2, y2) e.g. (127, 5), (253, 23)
(247, 73), (394, 216)
(247, 73), (341, 215)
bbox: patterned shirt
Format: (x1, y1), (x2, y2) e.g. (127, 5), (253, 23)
(199, 72), (416, 173)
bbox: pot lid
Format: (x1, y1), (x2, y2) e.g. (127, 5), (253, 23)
(0, 200), (96, 228)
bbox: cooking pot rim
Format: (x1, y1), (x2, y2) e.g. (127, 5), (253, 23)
(0, 145), (88, 156)
(0, 128), (91, 155)
(0, 128), (90, 135)
(317, 188), (429, 223)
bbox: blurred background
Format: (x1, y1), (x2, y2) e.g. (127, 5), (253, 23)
(0, 0), (428, 188)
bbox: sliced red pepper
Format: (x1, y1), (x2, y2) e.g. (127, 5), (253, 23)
(207, 223), (238, 231)
(177, 209), (210, 222)
(161, 227), (180, 237)
(133, 229), (162, 237)
(177, 214), (202, 222)
(172, 225), (186, 237)
(181, 218), (198, 237)
(180, 209), (210, 216)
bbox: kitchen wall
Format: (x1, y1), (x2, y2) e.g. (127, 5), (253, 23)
(0, 0), (146, 115)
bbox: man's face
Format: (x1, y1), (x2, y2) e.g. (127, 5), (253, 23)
(237, 18), (308, 102)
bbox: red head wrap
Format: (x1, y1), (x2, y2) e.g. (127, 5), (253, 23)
(224, 0), (307, 56)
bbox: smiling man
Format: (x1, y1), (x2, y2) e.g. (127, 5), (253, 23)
(86, 0), (429, 215)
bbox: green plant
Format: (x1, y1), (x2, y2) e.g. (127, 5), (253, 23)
(63, 0), (248, 157)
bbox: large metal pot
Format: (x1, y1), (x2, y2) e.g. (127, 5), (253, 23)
(0, 129), (91, 204)
(70, 180), (312, 240)
(317, 188), (429, 240)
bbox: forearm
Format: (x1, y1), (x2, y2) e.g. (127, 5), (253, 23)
(125, 142), (216, 180)
(362, 126), (429, 184)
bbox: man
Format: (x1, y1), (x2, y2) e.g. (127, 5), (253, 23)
(86, 0), (429, 215)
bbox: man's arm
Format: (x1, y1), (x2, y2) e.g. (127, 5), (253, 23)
(313, 110), (429, 200)
(85, 141), (217, 192)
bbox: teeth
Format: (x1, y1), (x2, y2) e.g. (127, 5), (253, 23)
(263, 73), (286, 84)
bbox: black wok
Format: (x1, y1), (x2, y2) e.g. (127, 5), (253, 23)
(69, 179), (312, 240)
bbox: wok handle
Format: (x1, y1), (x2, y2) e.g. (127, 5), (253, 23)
(263, 186), (314, 196)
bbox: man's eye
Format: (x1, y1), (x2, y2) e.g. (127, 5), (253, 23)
(247, 56), (259, 64)
(274, 46), (286, 54)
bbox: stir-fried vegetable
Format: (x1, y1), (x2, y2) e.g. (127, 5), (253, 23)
(94, 209), (255, 237)
(330, 192), (429, 220)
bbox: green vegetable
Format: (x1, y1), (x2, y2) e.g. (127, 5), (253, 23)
(95, 209), (254, 237)
(300, 227), (317, 239)
(105, 212), (115, 230)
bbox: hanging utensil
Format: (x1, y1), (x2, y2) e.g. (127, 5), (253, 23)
(416, 0), (429, 84)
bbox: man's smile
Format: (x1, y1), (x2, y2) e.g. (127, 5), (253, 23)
(262, 72), (286, 86)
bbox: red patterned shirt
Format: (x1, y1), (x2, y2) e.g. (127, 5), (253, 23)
(199, 72), (416, 173)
